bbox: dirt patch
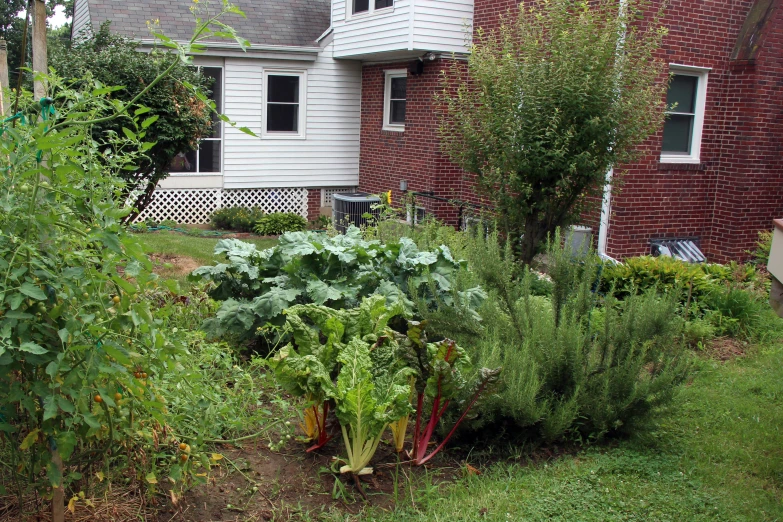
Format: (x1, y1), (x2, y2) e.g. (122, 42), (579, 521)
(154, 438), (462, 521)
(149, 253), (202, 278)
(702, 337), (747, 361)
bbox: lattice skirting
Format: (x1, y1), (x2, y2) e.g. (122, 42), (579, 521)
(134, 188), (309, 224)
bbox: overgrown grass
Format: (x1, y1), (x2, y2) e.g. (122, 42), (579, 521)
(134, 230), (277, 266)
(321, 344), (783, 521)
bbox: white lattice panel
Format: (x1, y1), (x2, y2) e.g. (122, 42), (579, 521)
(135, 189), (220, 224)
(222, 188), (309, 216)
(133, 188), (309, 225)
(322, 187), (356, 207)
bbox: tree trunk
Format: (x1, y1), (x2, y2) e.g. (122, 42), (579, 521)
(50, 448), (64, 522)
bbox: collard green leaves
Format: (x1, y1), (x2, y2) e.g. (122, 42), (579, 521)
(191, 226), (484, 340)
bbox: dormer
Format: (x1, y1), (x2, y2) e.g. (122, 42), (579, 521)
(331, 0), (473, 60)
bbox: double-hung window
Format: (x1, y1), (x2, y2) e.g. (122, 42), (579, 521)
(661, 66), (709, 164)
(263, 71), (306, 138)
(383, 69), (407, 132)
(169, 66), (222, 174)
(352, 0), (394, 16)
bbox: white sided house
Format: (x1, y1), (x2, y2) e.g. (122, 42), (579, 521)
(71, 0), (473, 223)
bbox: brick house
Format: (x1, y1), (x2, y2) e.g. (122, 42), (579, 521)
(74, 0), (783, 262)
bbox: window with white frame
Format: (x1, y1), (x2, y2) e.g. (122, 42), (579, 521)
(169, 66), (222, 174)
(661, 66), (709, 164)
(352, 0), (393, 16)
(263, 71), (306, 138)
(383, 70), (407, 131)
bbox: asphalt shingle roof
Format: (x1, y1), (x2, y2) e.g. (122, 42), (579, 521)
(87, 0), (331, 48)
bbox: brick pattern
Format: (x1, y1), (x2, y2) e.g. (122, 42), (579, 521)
(358, 0), (783, 262)
(358, 60), (469, 226)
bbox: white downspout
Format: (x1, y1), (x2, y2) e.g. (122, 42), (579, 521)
(597, 168), (614, 261)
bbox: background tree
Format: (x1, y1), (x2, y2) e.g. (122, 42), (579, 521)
(50, 23), (214, 220)
(2, 1), (72, 87)
(438, 0), (669, 263)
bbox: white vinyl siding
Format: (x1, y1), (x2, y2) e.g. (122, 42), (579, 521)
(222, 40), (361, 189)
(412, 0), (473, 54)
(333, 0), (411, 58)
(332, 0), (473, 58)
(71, 0), (92, 41)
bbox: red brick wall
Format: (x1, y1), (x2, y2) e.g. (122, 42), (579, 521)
(604, 0), (783, 262)
(357, 0), (783, 262)
(306, 189), (321, 222)
(358, 60), (468, 225)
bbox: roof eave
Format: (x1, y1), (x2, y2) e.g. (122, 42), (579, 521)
(136, 39), (321, 60)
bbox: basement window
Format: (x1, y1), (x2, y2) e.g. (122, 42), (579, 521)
(661, 65), (709, 164)
(383, 69), (407, 132)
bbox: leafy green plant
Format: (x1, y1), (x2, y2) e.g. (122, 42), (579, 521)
(191, 226), (485, 341)
(747, 229), (773, 267)
(267, 296), (407, 452)
(447, 228), (689, 443)
(335, 337), (413, 475)
(254, 212), (308, 236)
(0, 3), (251, 518)
(210, 206), (265, 233)
(398, 326), (501, 465)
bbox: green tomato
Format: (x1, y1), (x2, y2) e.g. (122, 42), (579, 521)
(18, 183), (31, 194)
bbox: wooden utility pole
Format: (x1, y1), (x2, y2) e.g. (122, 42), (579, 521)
(0, 39), (9, 116)
(32, 0), (48, 100)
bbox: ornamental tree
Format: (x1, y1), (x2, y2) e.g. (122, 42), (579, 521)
(49, 23), (214, 221)
(438, 0), (669, 263)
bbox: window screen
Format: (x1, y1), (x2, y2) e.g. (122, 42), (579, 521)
(267, 75), (300, 133)
(662, 74), (698, 154)
(375, 0), (394, 8)
(353, 0), (369, 14)
(389, 77), (406, 125)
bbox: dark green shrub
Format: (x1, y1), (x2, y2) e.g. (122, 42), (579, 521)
(254, 212), (308, 235)
(449, 228), (688, 443)
(210, 206), (265, 232)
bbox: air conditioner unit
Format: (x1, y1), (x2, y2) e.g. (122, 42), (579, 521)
(332, 192), (381, 234)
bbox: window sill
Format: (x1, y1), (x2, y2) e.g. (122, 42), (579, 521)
(169, 172), (224, 177)
(382, 125), (404, 133)
(261, 133), (307, 140)
(657, 162), (706, 171)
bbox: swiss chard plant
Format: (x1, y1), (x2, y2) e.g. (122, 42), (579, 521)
(190, 226), (486, 341)
(334, 337), (413, 477)
(267, 296), (407, 452)
(399, 321), (501, 466)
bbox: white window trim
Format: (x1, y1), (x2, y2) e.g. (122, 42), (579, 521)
(262, 69), (307, 140)
(660, 64), (710, 164)
(346, 0), (395, 21)
(383, 69), (407, 132)
(170, 64), (224, 177)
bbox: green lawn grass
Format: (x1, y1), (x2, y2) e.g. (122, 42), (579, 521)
(133, 230), (277, 266)
(331, 344), (783, 521)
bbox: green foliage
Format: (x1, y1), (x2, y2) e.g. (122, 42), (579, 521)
(0, 2), (253, 505)
(0, 76), (183, 499)
(49, 23), (215, 221)
(601, 255), (780, 341)
(191, 226), (485, 341)
(452, 228), (688, 442)
(254, 212), (308, 236)
(438, 0), (669, 262)
(268, 296), (413, 471)
(210, 206), (265, 232)
(747, 229), (773, 267)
